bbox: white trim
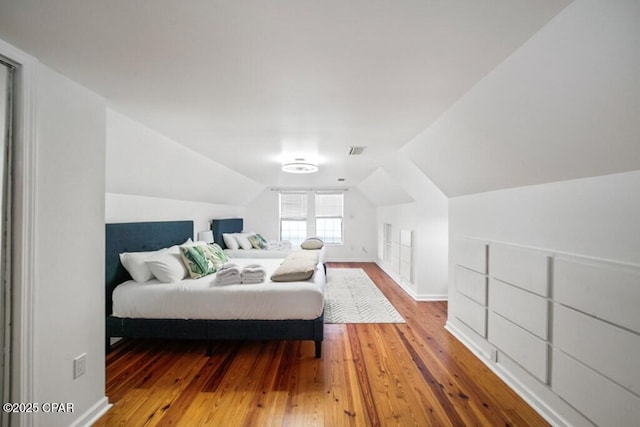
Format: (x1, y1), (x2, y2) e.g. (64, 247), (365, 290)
(68, 397), (111, 427)
(445, 321), (570, 427)
(0, 39), (38, 427)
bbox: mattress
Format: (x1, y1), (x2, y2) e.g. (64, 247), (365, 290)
(225, 247), (326, 264)
(112, 258), (325, 321)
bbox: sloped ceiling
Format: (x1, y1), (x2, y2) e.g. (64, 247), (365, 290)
(357, 168), (414, 207)
(107, 110), (263, 205)
(403, 0), (640, 197)
(0, 0), (572, 191)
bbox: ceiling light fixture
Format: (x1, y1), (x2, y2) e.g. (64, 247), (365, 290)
(281, 158), (318, 174)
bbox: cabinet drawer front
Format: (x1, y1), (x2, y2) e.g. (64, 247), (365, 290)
(489, 244), (549, 296)
(554, 304), (640, 395)
(454, 239), (486, 274)
(488, 312), (547, 382)
(456, 266), (486, 305)
(552, 349), (640, 427)
(455, 292), (486, 337)
(555, 256), (640, 334)
(489, 279), (548, 339)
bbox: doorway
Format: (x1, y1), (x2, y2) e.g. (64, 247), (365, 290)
(0, 56), (15, 427)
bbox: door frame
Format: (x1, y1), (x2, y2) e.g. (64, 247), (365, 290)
(0, 39), (37, 427)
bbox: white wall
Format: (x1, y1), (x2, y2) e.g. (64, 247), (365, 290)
(244, 188), (376, 261)
(449, 171), (640, 267)
(447, 170), (640, 425)
(105, 192), (244, 238)
(370, 158), (449, 300)
(33, 63), (108, 426)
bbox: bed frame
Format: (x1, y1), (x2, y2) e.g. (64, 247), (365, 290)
(211, 217), (244, 249)
(105, 220), (324, 358)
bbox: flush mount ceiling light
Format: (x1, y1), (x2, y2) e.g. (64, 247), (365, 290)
(281, 158), (318, 174)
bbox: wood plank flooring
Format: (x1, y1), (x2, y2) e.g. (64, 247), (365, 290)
(95, 262), (549, 426)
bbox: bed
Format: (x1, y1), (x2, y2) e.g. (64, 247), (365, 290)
(211, 218), (326, 265)
(105, 220), (325, 358)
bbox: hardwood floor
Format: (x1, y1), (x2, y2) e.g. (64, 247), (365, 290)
(95, 263), (549, 426)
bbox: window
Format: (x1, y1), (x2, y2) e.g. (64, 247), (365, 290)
(279, 192), (307, 246)
(315, 193), (343, 244)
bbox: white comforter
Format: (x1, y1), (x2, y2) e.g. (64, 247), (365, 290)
(112, 258), (325, 321)
(224, 247), (326, 264)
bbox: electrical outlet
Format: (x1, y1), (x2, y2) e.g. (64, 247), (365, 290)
(73, 353), (87, 379)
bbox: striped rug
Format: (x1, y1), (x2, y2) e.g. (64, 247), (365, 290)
(324, 268), (405, 323)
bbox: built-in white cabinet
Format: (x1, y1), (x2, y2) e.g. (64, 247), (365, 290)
(450, 239), (640, 427)
(454, 239), (487, 337)
(399, 229), (413, 285)
(381, 224), (414, 294)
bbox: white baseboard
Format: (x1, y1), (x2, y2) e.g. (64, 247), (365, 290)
(444, 321), (569, 427)
(376, 262), (448, 301)
(69, 397), (111, 427)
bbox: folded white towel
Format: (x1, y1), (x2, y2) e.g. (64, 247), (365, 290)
(244, 263), (263, 269)
(217, 266), (240, 276)
(215, 265), (241, 286)
(215, 275), (241, 286)
(219, 262), (239, 270)
(241, 264), (266, 284)
(242, 273), (265, 279)
(242, 266), (266, 274)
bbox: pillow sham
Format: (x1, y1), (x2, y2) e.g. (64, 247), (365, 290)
(270, 251), (319, 282)
(256, 233), (268, 247)
(120, 249), (166, 282)
(235, 233), (253, 250)
(301, 237), (324, 250)
(179, 245), (219, 279)
(207, 243), (230, 266)
(248, 234), (267, 250)
(145, 246), (188, 283)
(222, 233), (239, 250)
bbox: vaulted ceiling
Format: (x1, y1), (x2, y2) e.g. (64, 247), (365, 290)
(0, 0), (573, 193)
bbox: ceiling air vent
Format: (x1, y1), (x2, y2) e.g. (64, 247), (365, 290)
(348, 146), (366, 155)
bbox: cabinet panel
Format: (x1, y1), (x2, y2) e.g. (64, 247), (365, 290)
(455, 292), (486, 337)
(489, 244), (549, 296)
(488, 312), (547, 382)
(454, 239), (486, 274)
(552, 349), (640, 427)
(554, 304), (640, 395)
(555, 256), (640, 334)
(456, 266), (486, 305)
(489, 279), (548, 339)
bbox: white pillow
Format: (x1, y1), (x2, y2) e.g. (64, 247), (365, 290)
(181, 239), (206, 247)
(145, 246), (188, 283)
(223, 233), (239, 250)
(301, 238), (324, 250)
(119, 249), (165, 282)
(235, 233), (253, 250)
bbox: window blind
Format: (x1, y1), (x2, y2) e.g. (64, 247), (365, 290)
(280, 193), (307, 219)
(315, 193), (343, 217)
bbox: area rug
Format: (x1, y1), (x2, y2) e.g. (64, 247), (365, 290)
(324, 268), (405, 323)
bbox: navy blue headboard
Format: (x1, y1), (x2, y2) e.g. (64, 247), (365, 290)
(105, 220), (193, 315)
(211, 218), (243, 249)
